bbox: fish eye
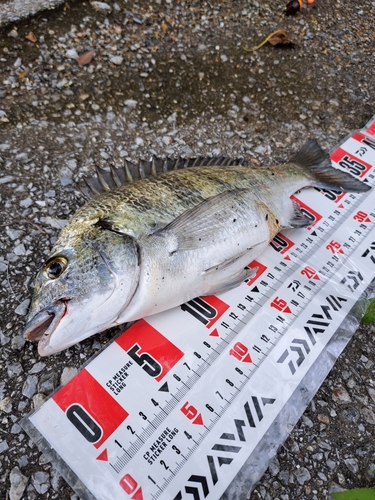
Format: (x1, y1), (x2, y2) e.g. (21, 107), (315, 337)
(43, 256), (68, 280)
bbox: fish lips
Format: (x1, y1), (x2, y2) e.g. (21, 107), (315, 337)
(23, 299), (68, 355)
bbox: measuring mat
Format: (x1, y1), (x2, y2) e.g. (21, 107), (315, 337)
(23, 117), (375, 500)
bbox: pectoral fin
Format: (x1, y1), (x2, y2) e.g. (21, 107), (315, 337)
(153, 189), (253, 251)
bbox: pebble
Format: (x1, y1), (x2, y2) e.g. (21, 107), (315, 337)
(61, 366), (78, 385)
(14, 299), (30, 316)
(13, 243), (26, 256)
(7, 363), (23, 377)
(9, 467), (28, 500)
(344, 458), (359, 473)
(19, 197), (32, 208)
(91, 1), (112, 12)
(0, 396), (13, 413)
(332, 387), (352, 403)
(110, 56), (123, 66)
(294, 467), (311, 485)
(65, 49), (79, 59)
(32, 393), (46, 409)
(361, 407), (375, 425)
(32, 471), (50, 494)
(22, 375), (38, 398)
(29, 362), (46, 374)
(0, 175), (15, 184)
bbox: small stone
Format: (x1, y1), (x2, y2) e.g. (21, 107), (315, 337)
(38, 372), (58, 394)
(66, 159), (77, 170)
(61, 367), (78, 386)
(124, 99), (137, 107)
(11, 423), (22, 434)
(318, 472), (327, 481)
(110, 56), (123, 66)
(66, 49), (79, 59)
(14, 299), (30, 316)
(0, 440), (9, 453)
(91, 1), (112, 12)
(32, 393), (46, 410)
(317, 414), (330, 425)
(367, 387), (375, 404)
(0, 396), (12, 413)
(41, 217), (67, 229)
(7, 363), (23, 377)
(29, 362), (46, 374)
(332, 387), (352, 403)
(20, 197), (32, 208)
(344, 458), (359, 473)
(254, 145), (266, 154)
(0, 175), (15, 184)
(366, 463), (375, 478)
(337, 473), (346, 486)
(294, 467), (311, 485)
(13, 243), (26, 256)
(22, 375), (38, 398)
(9, 467), (28, 500)
(326, 459), (337, 470)
(361, 407), (375, 425)
(8, 28), (18, 38)
(11, 335), (26, 350)
(32, 471), (49, 494)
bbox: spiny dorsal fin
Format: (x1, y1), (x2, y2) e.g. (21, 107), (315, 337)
(79, 156), (248, 198)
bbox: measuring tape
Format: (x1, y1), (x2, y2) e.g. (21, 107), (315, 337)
(26, 118), (375, 500)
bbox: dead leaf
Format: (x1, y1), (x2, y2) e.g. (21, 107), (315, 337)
(25, 31), (37, 43)
(77, 50), (95, 66)
(268, 30), (294, 47)
(243, 29), (294, 52)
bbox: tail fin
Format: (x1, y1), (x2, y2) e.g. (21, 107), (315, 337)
(290, 140), (371, 193)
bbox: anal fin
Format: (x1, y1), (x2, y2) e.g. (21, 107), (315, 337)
(202, 246), (264, 295)
(203, 265), (258, 295)
(288, 201), (311, 228)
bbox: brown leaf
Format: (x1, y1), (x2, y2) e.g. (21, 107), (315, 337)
(25, 31), (37, 43)
(268, 29), (294, 47)
(243, 29), (294, 52)
(77, 50), (95, 66)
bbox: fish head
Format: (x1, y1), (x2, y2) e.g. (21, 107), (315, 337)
(23, 223), (140, 356)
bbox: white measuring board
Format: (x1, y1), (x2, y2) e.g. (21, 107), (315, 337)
(25, 117), (375, 500)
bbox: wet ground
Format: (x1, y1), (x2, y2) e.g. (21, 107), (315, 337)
(1, 0), (375, 498)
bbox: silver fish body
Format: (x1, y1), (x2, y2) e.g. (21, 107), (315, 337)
(23, 140), (370, 355)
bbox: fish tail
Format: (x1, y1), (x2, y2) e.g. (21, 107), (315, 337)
(290, 139), (371, 193)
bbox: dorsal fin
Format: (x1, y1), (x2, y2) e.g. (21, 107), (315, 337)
(79, 156), (248, 198)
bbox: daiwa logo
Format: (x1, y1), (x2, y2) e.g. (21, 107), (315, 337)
(181, 296), (229, 328)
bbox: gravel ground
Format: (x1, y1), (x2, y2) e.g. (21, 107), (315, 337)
(1, 0), (375, 499)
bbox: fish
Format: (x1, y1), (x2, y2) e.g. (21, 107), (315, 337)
(22, 140), (370, 356)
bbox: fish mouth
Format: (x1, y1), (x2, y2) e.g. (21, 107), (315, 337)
(23, 299), (68, 354)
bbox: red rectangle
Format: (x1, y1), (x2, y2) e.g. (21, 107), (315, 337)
(366, 122), (375, 136)
(53, 369), (128, 448)
(330, 147), (372, 178)
(116, 319), (184, 382)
